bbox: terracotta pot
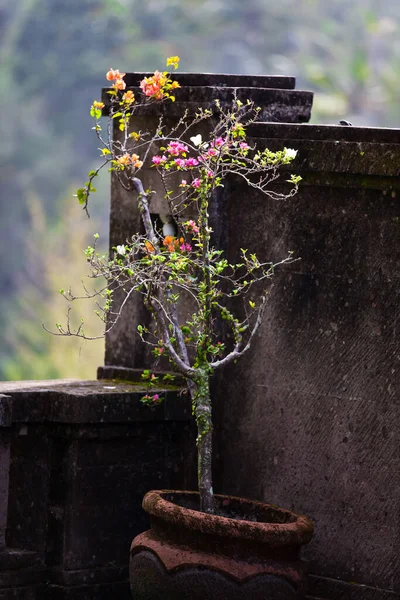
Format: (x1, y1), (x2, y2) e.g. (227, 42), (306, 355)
(130, 490), (313, 599)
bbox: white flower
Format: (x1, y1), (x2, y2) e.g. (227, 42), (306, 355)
(116, 245), (126, 256)
(190, 134), (203, 147)
(284, 147), (298, 160)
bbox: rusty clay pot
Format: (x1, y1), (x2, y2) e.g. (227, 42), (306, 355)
(130, 490), (314, 600)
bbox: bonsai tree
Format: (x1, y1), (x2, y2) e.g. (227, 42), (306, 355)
(52, 57), (300, 514)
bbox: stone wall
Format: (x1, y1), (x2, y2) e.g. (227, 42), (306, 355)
(212, 123), (400, 599)
(101, 75), (399, 598)
(0, 379), (195, 599)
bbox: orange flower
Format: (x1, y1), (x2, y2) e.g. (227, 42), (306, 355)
(92, 100), (105, 109)
(153, 70), (167, 85)
(117, 153), (131, 166)
(163, 235), (174, 246)
(122, 90), (135, 104)
(113, 78), (126, 91)
(116, 152), (143, 169)
(130, 154), (143, 169)
(145, 241), (155, 254)
(162, 236), (176, 252)
(162, 235), (183, 252)
(170, 81), (180, 89)
(106, 68), (126, 81)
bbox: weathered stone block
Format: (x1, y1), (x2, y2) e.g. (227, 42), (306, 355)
(0, 380), (195, 600)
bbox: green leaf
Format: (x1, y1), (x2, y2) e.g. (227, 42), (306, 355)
(163, 374), (176, 382)
(75, 188), (86, 205)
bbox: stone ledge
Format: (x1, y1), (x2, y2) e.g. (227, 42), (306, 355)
(248, 122), (400, 143)
(0, 380), (190, 425)
(122, 72), (297, 89)
(246, 125), (400, 179)
(0, 549), (41, 572)
(101, 71), (313, 123)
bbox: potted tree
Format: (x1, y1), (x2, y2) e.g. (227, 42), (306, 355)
(56, 57), (313, 599)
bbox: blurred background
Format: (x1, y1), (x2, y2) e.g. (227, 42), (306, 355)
(0, 0), (399, 381)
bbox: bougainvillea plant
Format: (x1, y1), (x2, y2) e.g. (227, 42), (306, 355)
(53, 57), (301, 514)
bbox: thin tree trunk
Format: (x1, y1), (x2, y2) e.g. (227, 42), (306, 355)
(194, 371), (214, 513)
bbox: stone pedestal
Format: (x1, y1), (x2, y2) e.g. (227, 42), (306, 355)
(0, 380), (195, 599)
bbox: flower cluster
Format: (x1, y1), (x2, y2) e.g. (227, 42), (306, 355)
(167, 141), (188, 156)
(179, 176), (207, 188)
(140, 68), (180, 100)
(184, 220), (199, 234)
(152, 139), (205, 180)
(140, 70), (167, 99)
(106, 68), (126, 91)
(212, 137), (226, 147)
(116, 152), (143, 169)
(166, 56), (180, 69)
(122, 90), (135, 104)
(140, 393), (162, 405)
(163, 236), (192, 253)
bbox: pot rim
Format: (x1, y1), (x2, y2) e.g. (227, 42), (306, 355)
(142, 490), (314, 548)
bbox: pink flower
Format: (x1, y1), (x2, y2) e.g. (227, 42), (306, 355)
(167, 141), (189, 156)
(140, 393), (162, 405)
(214, 137), (225, 146)
(239, 142), (250, 150)
(180, 179), (188, 187)
(140, 70), (167, 99)
(180, 243), (192, 252)
(184, 220), (199, 234)
(153, 346), (164, 357)
(174, 158), (186, 168)
(185, 157), (199, 167)
(192, 178), (201, 188)
(152, 155), (167, 165)
(206, 148), (218, 158)
(207, 170), (213, 177)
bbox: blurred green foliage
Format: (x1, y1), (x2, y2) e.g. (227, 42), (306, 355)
(1, 0), (399, 380)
